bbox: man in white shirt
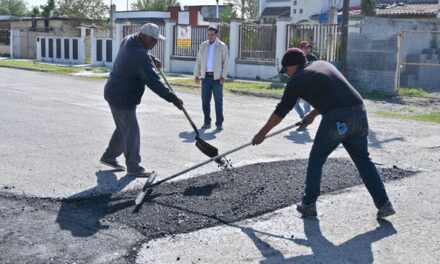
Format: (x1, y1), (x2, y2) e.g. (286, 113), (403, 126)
(194, 26), (229, 131)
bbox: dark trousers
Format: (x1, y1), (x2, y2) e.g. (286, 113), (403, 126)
(303, 105), (389, 209)
(101, 104), (141, 171)
(201, 76), (224, 126)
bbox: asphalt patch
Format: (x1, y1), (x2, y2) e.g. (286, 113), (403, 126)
(0, 158), (417, 263)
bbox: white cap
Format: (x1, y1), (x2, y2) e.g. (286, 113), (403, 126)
(140, 23), (165, 41)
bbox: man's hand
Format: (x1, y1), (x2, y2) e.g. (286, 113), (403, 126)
(195, 77), (200, 85)
(153, 57), (162, 69)
(252, 131), (266, 145)
(301, 109), (320, 126)
(220, 77), (225, 85)
(173, 97), (184, 110)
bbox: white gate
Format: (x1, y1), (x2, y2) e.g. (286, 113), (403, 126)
(36, 36), (85, 64)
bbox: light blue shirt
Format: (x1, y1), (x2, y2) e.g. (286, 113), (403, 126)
(206, 40), (217, 72)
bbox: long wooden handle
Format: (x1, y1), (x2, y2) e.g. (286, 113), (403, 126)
(157, 68), (200, 137)
(149, 122), (301, 187)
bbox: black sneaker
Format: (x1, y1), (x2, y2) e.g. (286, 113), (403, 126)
(296, 201), (317, 217)
(127, 166), (154, 178)
(100, 158), (125, 171)
(200, 123), (211, 129)
(216, 125), (223, 131)
(377, 200), (396, 219)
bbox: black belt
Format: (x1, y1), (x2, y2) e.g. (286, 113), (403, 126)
(205, 72), (214, 77)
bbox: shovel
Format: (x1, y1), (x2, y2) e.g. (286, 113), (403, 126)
(135, 122), (302, 206)
(157, 68), (222, 164)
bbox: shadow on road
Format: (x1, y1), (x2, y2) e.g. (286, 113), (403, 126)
(178, 129), (220, 143)
(241, 218), (397, 264)
(55, 170), (136, 237)
(368, 129), (405, 149)
(285, 129), (313, 145)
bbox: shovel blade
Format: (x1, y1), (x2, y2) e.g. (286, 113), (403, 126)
(195, 136), (225, 165)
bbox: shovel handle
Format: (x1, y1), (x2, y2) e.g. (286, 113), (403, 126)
(157, 68), (200, 137)
(149, 122), (302, 187)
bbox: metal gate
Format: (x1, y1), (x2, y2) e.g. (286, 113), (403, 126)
(397, 30), (440, 96)
(287, 24), (341, 64)
(123, 25), (165, 67)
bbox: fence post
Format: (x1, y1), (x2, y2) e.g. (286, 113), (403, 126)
(90, 27), (97, 65)
(10, 29), (20, 58)
(276, 18), (290, 71)
(111, 24), (124, 67)
(78, 27), (86, 63)
(229, 20), (242, 78)
(164, 19), (176, 72)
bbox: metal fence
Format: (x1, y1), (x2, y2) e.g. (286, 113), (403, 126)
(173, 25), (207, 57)
(287, 24), (341, 64)
(123, 25), (165, 66)
(218, 24), (230, 47)
(397, 30), (440, 95)
(239, 24), (277, 63)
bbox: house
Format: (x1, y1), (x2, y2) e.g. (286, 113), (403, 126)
(259, 0), (361, 24)
(347, 0), (439, 22)
(113, 5), (228, 26)
(0, 16), (16, 56)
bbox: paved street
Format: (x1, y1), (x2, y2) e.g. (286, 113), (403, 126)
(0, 68), (439, 263)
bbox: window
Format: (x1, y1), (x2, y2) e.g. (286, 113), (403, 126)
(293, 0), (297, 5)
(293, 9), (297, 14)
(299, 9), (303, 14)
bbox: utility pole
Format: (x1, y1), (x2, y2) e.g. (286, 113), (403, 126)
(216, 0), (219, 19)
(340, 0), (349, 75)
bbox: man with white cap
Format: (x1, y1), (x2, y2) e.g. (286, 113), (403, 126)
(100, 23), (184, 177)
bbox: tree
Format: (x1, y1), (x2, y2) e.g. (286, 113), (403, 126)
(219, 4), (238, 23)
(361, 0), (376, 16)
(57, 0), (108, 20)
(225, 0), (259, 21)
(131, 0), (180, 11)
(0, 0), (28, 16)
(30, 5), (40, 16)
(40, 0), (55, 17)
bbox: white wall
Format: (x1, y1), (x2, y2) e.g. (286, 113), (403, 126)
(115, 11), (169, 19)
(169, 58), (196, 74)
(235, 63), (278, 80)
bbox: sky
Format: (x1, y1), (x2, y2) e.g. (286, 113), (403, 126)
(26, 0), (225, 11)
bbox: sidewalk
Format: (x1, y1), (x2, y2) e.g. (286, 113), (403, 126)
(138, 171), (440, 263)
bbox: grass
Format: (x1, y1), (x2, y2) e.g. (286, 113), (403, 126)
(168, 77), (285, 96)
(0, 59), (83, 74)
(376, 111), (440, 124)
(0, 59), (109, 77)
(398, 87), (432, 98)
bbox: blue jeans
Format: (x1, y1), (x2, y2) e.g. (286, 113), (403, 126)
(294, 99), (311, 118)
(201, 76), (223, 126)
(303, 105), (389, 209)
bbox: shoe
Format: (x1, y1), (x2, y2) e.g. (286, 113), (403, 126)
(296, 201), (317, 217)
(216, 125), (223, 131)
(127, 166), (154, 178)
(100, 158), (125, 171)
(377, 200), (396, 219)
(200, 123), (211, 129)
